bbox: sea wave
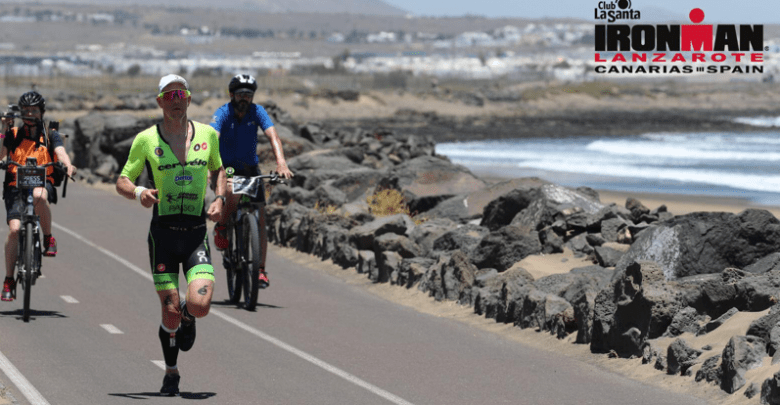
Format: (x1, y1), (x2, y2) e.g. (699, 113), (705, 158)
(518, 160), (780, 194)
(437, 131), (780, 201)
(734, 116), (780, 128)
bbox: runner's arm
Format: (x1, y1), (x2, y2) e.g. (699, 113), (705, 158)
(206, 166), (226, 222)
(116, 175), (159, 207)
(116, 176), (138, 200)
(206, 127), (226, 221)
(116, 132), (158, 207)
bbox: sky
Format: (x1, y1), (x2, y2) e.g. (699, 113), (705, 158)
(382, 0), (779, 24)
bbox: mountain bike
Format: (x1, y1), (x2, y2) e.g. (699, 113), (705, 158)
(222, 168), (285, 311)
(0, 158), (68, 322)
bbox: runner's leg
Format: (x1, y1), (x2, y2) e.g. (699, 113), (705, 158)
(148, 226), (182, 373)
(157, 289), (181, 373)
(183, 230), (215, 317)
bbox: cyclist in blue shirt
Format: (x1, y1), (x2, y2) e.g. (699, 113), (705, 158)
(210, 74), (293, 288)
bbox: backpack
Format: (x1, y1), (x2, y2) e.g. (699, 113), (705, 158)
(44, 127), (64, 187)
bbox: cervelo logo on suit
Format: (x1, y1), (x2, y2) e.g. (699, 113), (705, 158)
(158, 158), (207, 171)
(594, 5), (764, 75)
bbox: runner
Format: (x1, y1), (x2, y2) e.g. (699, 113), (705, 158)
(116, 75), (227, 395)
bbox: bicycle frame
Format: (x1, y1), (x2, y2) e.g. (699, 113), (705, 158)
(2, 157), (67, 322)
(222, 170), (283, 310)
(18, 185), (42, 276)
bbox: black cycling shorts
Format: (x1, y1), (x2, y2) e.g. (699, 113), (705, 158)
(3, 183), (56, 223)
(147, 223), (215, 292)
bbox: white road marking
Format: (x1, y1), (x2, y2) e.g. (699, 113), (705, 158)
(60, 295), (79, 303)
(0, 350), (50, 405)
(151, 360), (166, 370)
(53, 222), (416, 405)
(100, 324), (124, 334)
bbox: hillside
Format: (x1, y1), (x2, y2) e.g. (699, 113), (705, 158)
(0, 0), (408, 15)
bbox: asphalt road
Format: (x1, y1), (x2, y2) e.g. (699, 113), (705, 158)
(0, 182), (708, 405)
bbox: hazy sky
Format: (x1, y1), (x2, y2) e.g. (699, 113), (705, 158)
(383, 0), (778, 24)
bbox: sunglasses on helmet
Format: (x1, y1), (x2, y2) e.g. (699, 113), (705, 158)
(158, 89), (191, 101)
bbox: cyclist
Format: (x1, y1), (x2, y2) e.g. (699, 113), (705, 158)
(209, 74), (293, 288)
(116, 75), (227, 395)
(1, 91), (76, 302)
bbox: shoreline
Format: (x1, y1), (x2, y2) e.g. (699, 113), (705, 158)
(477, 173), (780, 218)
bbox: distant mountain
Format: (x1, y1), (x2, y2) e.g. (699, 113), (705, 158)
(1, 0), (409, 15)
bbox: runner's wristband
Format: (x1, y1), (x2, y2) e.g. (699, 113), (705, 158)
(134, 186), (148, 201)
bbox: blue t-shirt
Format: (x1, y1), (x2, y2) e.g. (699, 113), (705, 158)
(209, 102), (274, 168)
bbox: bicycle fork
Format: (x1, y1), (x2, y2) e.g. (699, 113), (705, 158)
(17, 194), (42, 287)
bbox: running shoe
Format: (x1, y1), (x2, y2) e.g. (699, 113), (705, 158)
(258, 270), (269, 289)
(178, 302), (196, 352)
(1, 277), (15, 301)
(43, 236), (57, 257)
(213, 224), (228, 251)
(160, 373), (180, 396)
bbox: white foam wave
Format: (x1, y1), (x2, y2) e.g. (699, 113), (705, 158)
(520, 160), (780, 193)
(734, 116), (780, 128)
(586, 140), (780, 161)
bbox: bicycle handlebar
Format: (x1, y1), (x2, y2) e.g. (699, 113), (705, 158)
(225, 167), (287, 186)
(252, 173), (287, 185)
(0, 160), (70, 198)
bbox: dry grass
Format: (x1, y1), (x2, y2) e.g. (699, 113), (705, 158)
(366, 187), (426, 225)
(313, 201), (340, 215)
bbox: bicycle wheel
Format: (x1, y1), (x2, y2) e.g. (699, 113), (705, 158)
(224, 219), (242, 304)
(22, 222), (33, 323)
(241, 213), (262, 311)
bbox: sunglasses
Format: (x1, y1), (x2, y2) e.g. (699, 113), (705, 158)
(158, 89), (191, 100)
(233, 91), (254, 99)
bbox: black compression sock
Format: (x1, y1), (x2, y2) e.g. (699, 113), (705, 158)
(158, 325), (179, 368)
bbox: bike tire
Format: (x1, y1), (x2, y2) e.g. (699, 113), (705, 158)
(22, 222), (33, 323)
(224, 220), (242, 304)
(242, 214), (262, 311)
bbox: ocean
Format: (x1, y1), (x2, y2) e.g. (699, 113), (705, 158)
(436, 117), (780, 206)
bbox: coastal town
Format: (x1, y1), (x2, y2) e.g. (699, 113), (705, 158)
(1, 6), (778, 83)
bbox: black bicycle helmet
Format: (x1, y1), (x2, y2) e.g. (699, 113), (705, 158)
(228, 74), (257, 93)
(18, 91), (45, 113)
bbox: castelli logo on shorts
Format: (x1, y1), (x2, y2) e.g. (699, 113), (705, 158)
(155, 147), (164, 157)
(156, 263), (166, 272)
